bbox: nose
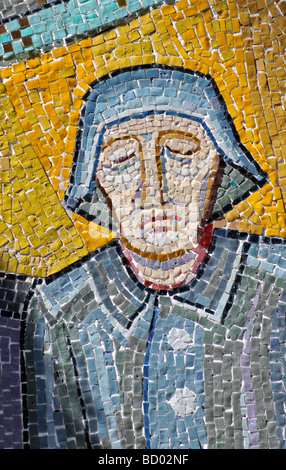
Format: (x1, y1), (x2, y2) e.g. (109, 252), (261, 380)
(140, 136), (168, 208)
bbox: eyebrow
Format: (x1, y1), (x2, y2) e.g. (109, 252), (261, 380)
(158, 130), (201, 144)
(158, 130), (201, 155)
(102, 129), (202, 147)
(101, 135), (142, 151)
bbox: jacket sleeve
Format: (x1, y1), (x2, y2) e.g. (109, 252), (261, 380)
(24, 291), (88, 448)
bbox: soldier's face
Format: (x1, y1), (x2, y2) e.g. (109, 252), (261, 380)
(95, 114), (219, 256)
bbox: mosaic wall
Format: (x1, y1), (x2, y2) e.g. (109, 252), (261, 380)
(1, 0), (286, 450)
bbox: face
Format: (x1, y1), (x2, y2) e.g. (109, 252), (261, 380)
(95, 114), (220, 258)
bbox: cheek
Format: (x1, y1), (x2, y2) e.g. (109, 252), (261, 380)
(96, 170), (140, 209)
(96, 164), (142, 193)
(97, 170), (140, 195)
(165, 150), (210, 181)
(167, 180), (196, 205)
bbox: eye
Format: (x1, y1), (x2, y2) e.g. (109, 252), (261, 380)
(164, 137), (200, 158)
(158, 133), (201, 164)
(110, 148), (137, 165)
(100, 137), (141, 170)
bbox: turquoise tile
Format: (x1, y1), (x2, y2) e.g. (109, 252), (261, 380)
(142, 0), (157, 6)
(52, 3), (67, 15)
(20, 27), (34, 37)
(5, 19), (19, 32)
(72, 15), (83, 24)
(28, 13), (41, 25)
(40, 8), (54, 20)
(53, 28), (66, 40)
(12, 40), (24, 54)
(128, 1), (143, 12)
(46, 20), (56, 32)
(31, 23), (47, 34)
(85, 11), (97, 19)
(114, 8), (129, 19)
(76, 23), (90, 34)
(87, 18), (102, 29)
(66, 25), (78, 36)
(0, 33), (11, 44)
(42, 32), (53, 44)
(3, 50), (14, 58)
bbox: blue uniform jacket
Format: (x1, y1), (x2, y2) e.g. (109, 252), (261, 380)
(24, 228), (286, 449)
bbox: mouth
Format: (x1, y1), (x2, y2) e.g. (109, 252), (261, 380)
(139, 215), (183, 239)
(140, 215), (182, 229)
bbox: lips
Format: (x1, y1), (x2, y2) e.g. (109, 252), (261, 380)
(139, 215), (182, 237)
(140, 215), (181, 229)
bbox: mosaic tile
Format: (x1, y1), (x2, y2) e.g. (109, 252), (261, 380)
(1, 0), (286, 451)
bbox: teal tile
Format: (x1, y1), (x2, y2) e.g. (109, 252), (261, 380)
(20, 26), (33, 37)
(42, 32), (53, 43)
(0, 32), (11, 44)
(72, 15), (83, 24)
(31, 23), (46, 34)
(53, 28), (66, 40)
(12, 40), (24, 54)
(5, 19), (19, 32)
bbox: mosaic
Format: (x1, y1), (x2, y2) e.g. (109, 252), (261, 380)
(0, 0), (286, 451)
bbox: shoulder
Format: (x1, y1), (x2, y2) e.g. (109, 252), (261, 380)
(34, 247), (113, 326)
(246, 234), (286, 279)
(32, 240), (145, 330)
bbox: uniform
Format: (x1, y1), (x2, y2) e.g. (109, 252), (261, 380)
(24, 228), (286, 449)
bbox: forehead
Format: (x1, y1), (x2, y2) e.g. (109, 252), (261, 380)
(102, 114), (207, 141)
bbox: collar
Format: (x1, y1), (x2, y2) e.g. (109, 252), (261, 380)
(36, 229), (254, 329)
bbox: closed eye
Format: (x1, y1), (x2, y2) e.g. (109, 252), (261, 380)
(163, 146), (195, 164)
(100, 136), (141, 170)
(113, 150), (137, 164)
(159, 134), (201, 161)
(165, 144), (198, 156)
